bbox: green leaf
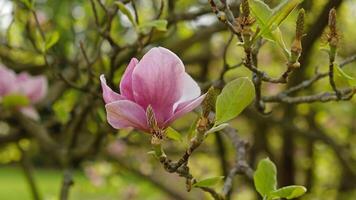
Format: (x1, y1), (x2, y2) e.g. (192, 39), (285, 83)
(254, 0), (302, 39)
(138, 19), (168, 32)
(273, 29), (290, 58)
(53, 90), (78, 124)
(334, 64), (356, 87)
(250, 0), (291, 57)
(45, 31), (60, 50)
(254, 158), (277, 198)
(250, 0), (273, 29)
(1, 94), (30, 108)
(115, 2), (136, 27)
(250, 0), (273, 39)
(205, 123), (229, 135)
(270, 0), (303, 29)
(215, 77), (255, 125)
(193, 176), (224, 187)
(270, 185), (307, 199)
(166, 127), (182, 142)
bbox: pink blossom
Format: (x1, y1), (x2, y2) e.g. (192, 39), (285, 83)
(0, 65), (47, 120)
(101, 47), (206, 132)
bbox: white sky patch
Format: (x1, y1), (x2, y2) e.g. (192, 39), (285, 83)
(0, 0), (13, 30)
(190, 14), (217, 28)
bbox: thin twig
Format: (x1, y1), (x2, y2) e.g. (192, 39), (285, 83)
(59, 168), (74, 200)
(328, 55), (341, 98)
(18, 144), (41, 200)
(79, 41), (95, 86)
(218, 33), (234, 85)
(222, 127), (254, 197)
(263, 88), (355, 104)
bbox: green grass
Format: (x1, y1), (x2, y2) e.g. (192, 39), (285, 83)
(0, 166), (167, 200)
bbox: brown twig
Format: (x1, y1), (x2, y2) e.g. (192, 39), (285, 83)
(18, 144), (41, 200)
(59, 168), (74, 200)
(222, 126), (254, 197)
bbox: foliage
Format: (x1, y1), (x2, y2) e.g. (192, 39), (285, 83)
(254, 158), (306, 200)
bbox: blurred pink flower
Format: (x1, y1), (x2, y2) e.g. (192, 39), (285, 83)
(84, 165), (105, 187)
(0, 65), (47, 120)
(107, 140), (127, 157)
(101, 47), (206, 132)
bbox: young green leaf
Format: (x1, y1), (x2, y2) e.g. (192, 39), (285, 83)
(250, 0), (273, 28)
(166, 127), (182, 142)
(270, 185), (307, 199)
(250, 0), (273, 39)
(334, 64), (356, 87)
(138, 19), (168, 33)
(215, 77), (255, 125)
(205, 123), (229, 135)
(115, 2), (137, 27)
(250, 0), (290, 58)
(254, 158), (277, 198)
(270, 0), (303, 29)
(193, 176), (224, 187)
(45, 31), (60, 50)
(256, 0), (303, 41)
(1, 94), (30, 108)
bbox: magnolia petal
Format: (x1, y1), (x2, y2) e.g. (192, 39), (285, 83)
(100, 75), (125, 104)
(132, 47), (185, 124)
(120, 58), (139, 101)
(20, 107), (40, 121)
(105, 100), (148, 131)
(18, 75), (48, 103)
(0, 65), (17, 96)
(173, 72), (201, 111)
(164, 94), (206, 126)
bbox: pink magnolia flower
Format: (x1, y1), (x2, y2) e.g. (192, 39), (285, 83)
(0, 65), (47, 120)
(101, 47), (206, 133)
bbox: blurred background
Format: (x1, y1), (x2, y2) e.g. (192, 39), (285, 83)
(0, 0), (355, 199)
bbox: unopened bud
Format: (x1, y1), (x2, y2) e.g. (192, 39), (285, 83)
(328, 8), (337, 35)
(327, 8), (339, 60)
(295, 9), (305, 41)
(202, 87), (218, 118)
(241, 0), (250, 17)
(146, 105), (165, 144)
(290, 9), (305, 65)
(146, 105), (158, 131)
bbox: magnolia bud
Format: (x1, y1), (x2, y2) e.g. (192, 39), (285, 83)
(146, 105), (158, 131)
(328, 8), (339, 60)
(295, 9), (305, 41)
(146, 105), (165, 145)
(202, 87), (218, 118)
(290, 9), (305, 66)
(241, 0), (250, 17)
